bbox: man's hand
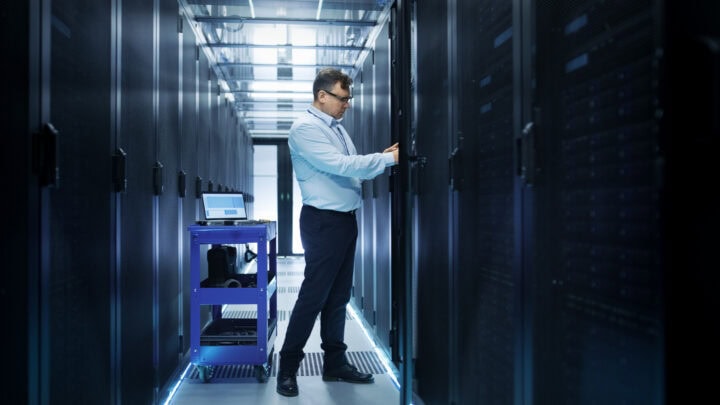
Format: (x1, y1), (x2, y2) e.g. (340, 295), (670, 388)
(383, 143), (399, 163)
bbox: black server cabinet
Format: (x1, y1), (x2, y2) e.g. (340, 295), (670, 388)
(179, 10), (200, 358)
(413, 0), (453, 403)
(46, 0), (114, 403)
(197, 54), (211, 195)
(156, 0), (181, 391)
(348, 89), (358, 300)
(3, 0), (39, 401)
(218, 102), (230, 189)
(388, 2), (416, 404)
(531, 1), (665, 403)
(209, 83), (220, 189)
(374, 22), (394, 352)
(217, 98), (230, 190)
(453, 0), (520, 403)
(207, 71), (220, 190)
(352, 68), (371, 312)
(360, 56), (378, 325)
(118, 0), (158, 401)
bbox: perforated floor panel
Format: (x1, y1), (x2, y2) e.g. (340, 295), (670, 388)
(186, 351), (385, 379)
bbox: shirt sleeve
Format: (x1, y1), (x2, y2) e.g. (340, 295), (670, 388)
(289, 121), (395, 180)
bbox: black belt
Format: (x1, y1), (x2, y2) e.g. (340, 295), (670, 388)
(305, 205), (356, 216)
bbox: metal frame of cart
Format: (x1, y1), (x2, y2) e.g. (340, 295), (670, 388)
(188, 222), (277, 383)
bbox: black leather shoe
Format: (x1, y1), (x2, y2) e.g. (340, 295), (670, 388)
(322, 364), (374, 383)
(276, 371), (298, 397)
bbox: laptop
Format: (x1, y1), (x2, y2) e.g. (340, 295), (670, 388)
(197, 191), (264, 225)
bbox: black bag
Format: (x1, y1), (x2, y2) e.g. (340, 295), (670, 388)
(206, 244), (237, 284)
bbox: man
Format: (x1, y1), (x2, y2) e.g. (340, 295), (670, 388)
(276, 68), (399, 397)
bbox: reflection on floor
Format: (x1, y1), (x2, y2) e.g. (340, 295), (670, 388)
(165, 256), (401, 405)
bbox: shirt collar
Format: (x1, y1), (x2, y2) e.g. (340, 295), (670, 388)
(308, 105), (343, 127)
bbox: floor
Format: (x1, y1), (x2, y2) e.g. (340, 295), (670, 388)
(165, 255), (402, 405)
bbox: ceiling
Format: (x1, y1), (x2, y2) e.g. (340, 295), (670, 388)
(179, 0), (393, 139)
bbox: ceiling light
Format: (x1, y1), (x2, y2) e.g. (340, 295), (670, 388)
(315, 0), (324, 20)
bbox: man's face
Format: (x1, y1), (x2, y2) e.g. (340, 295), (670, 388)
(318, 82), (352, 119)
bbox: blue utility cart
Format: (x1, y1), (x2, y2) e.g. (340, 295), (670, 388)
(187, 222), (277, 382)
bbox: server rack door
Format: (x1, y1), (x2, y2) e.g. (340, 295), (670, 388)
(226, 108), (236, 189)
(118, 0), (157, 402)
(351, 72), (367, 309)
(179, 9), (200, 358)
(360, 69), (371, 310)
(5, 1), (42, 403)
(208, 71), (220, 189)
(373, 21), (394, 351)
(156, 0), (181, 392)
(532, 1), (664, 403)
(197, 55), (211, 195)
(389, 2), (420, 404)
(222, 100), (233, 189)
(412, 0), (453, 403)
(360, 56), (377, 325)
(45, 0), (114, 402)
(454, 0), (519, 403)
(215, 93), (226, 191)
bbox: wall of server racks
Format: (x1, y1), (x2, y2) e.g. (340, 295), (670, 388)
(408, 1), (719, 404)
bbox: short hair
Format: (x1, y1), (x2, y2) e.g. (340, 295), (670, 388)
(313, 68), (353, 101)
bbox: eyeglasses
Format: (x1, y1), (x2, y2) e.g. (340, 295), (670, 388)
(323, 89), (353, 103)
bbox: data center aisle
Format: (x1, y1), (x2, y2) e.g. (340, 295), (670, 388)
(167, 256), (401, 405)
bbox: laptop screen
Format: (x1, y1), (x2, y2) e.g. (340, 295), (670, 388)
(201, 192), (248, 220)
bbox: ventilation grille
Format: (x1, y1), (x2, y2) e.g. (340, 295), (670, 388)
(219, 310), (352, 322)
(186, 351), (385, 379)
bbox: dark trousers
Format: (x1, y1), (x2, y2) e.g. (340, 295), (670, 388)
(279, 205), (358, 373)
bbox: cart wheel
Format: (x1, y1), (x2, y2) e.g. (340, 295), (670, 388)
(254, 364), (270, 383)
(255, 348), (274, 383)
(196, 365), (211, 383)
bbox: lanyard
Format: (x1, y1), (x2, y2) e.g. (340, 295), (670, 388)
(308, 108), (350, 155)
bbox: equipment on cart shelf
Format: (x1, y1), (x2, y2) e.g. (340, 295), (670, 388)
(203, 244), (258, 288)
